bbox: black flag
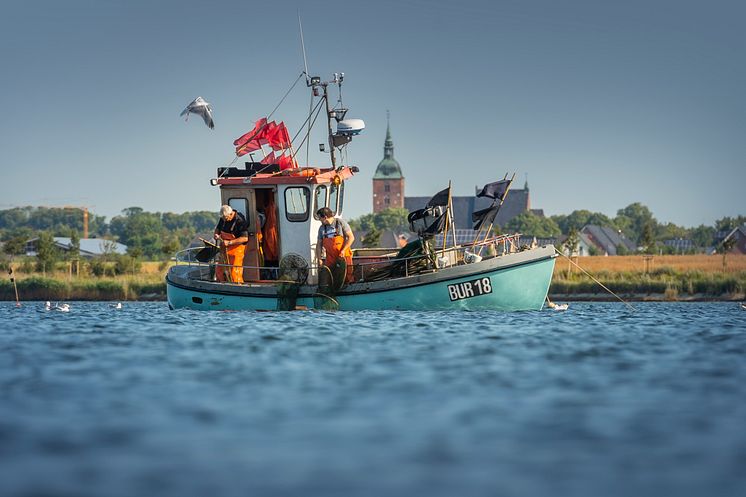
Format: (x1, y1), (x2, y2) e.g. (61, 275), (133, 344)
(426, 187), (450, 207)
(477, 179), (510, 201)
(472, 203), (499, 231)
(424, 211), (448, 235)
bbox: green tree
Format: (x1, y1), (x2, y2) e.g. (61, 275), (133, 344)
(127, 246), (144, 259)
(640, 222), (655, 253)
(616, 243), (629, 256)
(656, 222), (688, 241)
(562, 228), (580, 256)
(362, 226), (381, 248)
(561, 228), (580, 272)
(505, 211), (561, 238)
(689, 225), (715, 250)
(718, 236), (737, 270)
(614, 203), (656, 242)
(714, 216), (746, 233)
(3, 234), (28, 256)
(161, 237), (181, 257)
(552, 210), (615, 234)
(110, 207), (164, 258)
(69, 229), (80, 259)
(349, 208), (409, 232)
(35, 231), (60, 274)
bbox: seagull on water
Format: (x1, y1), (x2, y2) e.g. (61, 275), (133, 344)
(546, 298), (569, 311)
(54, 303), (70, 312)
(180, 96), (214, 129)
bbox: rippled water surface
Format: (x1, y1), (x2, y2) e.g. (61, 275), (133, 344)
(1, 302), (745, 497)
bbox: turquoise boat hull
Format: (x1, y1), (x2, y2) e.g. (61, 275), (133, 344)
(167, 245), (556, 312)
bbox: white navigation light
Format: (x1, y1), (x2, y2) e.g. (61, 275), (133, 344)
(336, 118), (365, 136)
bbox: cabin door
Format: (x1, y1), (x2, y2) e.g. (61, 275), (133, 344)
(255, 188), (279, 272)
(226, 193), (261, 281)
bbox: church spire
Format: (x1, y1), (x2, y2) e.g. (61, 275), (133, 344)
(373, 110), (402, 180)
(383, 110), (394, 160)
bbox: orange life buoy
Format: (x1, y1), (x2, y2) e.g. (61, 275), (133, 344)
(288, 167), (319, 177)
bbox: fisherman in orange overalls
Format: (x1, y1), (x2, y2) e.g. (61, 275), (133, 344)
(214, 205), (249, 283)
(315, 207), (355, 284)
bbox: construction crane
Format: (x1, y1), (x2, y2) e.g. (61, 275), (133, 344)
(61, 206), (90, 239)
(37, 205), (92, 238)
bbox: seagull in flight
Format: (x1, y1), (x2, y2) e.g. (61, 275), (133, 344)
(180, 96), (214, 129)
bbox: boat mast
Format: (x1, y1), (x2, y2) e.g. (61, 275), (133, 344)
(322, 83), (337, 169)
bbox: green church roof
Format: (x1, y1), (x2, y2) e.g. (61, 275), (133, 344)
(373, 116), (404, 180)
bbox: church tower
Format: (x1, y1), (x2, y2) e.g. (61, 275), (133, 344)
(372, 113), (405, 213)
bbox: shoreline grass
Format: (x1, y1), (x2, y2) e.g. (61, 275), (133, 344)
(1, 274), (166, 301)
(2, 257), (745, 302)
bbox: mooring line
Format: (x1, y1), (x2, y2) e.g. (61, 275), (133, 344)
(554, 249), (636, 312)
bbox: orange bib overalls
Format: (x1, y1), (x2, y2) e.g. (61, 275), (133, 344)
(217, 232), (245, 283)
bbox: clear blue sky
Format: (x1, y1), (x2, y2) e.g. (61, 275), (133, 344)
(2, 0), (744, 228)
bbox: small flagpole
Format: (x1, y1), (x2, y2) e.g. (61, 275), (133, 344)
(477, 173), (515, 256)
(471, 173), (510, 248)
(449, 185), (458, 249)
(442, 181), (452, 253)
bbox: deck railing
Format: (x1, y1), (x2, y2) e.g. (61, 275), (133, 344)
(173, 233), (524, 285)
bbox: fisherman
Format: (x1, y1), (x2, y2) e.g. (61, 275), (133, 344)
(214, 205), (249, 283)
(315, 207), (355, 284)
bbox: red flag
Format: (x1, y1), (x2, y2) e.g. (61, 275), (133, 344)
(234, 117), (267, 148)
(277, 152), (298, 170)
(264, 120), (278, 136)
(236, 139), (262, 157)
(267, 122), (292, 151)
(260, 152), (276, 165)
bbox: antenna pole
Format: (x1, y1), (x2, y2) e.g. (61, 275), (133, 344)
(323, 84), (336, 169)
(298, 12), (310, 84)
(298, 12), (313, 167)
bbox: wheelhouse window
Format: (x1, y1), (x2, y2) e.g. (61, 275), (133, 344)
(313, 185), (328, 219)
(284, 187), (310, 222)
(329, 181), (344, 216)
(228, 197), (249, 227)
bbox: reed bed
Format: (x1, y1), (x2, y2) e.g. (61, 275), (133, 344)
(551, 268), (746, 300)
(2, 256), (745, 301)
(554, 254), (746, 274)
(1, 274), (166, 301)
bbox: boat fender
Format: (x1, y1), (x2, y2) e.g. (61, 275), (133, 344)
(282, 168), (320, 177)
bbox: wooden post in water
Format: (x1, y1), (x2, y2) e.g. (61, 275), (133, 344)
(8, 264), (21, 307)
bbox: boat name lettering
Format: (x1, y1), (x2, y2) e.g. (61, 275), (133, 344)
(447, 277), (492, 301)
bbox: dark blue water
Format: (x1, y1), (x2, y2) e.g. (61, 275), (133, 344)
(1, 302), (745, 497)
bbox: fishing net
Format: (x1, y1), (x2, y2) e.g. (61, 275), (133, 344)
(275, 253), (309, 311)
(276, 279), (301, 311)
(314, 260), (346, 311)
(363, 238), (435, 282)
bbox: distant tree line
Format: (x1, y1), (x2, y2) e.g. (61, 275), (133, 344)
(2, 204), (744, 263)
(0, 206), (217, 260)
(347, 204), (745, 254)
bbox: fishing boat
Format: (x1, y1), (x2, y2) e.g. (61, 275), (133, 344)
(166, 72), (556, 311)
